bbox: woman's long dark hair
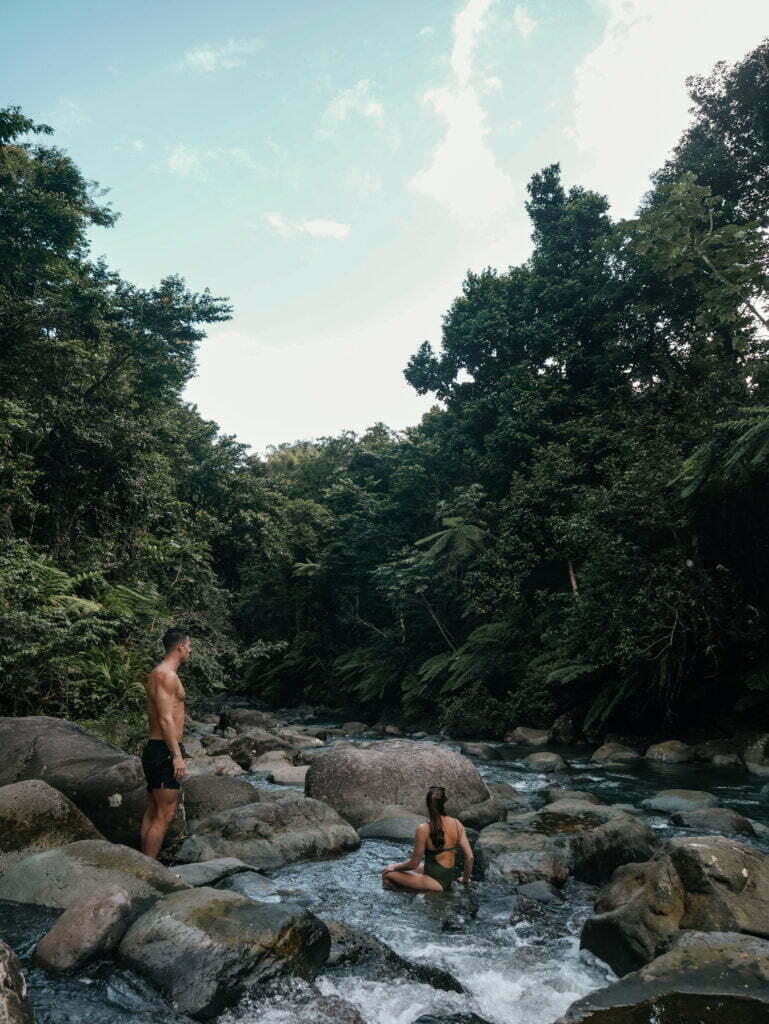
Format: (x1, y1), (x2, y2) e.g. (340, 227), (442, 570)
(426, 786), (447, 849)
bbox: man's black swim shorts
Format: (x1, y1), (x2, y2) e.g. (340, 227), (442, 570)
(141, 739), (187, 791)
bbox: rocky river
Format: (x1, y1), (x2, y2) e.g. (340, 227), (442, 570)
(1, 710), (769, 1024)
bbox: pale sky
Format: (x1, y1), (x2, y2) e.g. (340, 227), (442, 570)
(4, 0), (767, 453)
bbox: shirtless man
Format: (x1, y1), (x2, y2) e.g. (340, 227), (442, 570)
(140, 627), (191, 859)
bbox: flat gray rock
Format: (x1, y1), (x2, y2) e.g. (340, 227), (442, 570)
(641, 789), (719, 814)
(0, 839), (188, 910)
(670, 807), (755, 835)
(175, 794), (359, 868)
(175, 858), (259, 887)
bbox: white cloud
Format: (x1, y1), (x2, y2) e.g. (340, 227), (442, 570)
(419, 26), (435, 38)
(568, 0), (768, 217)
(264, 213), (351, 240)
(179, 37), (259, 74)
(264, 212), (294, 237)
(409, 0), (516, 223)
(53, 99), (89, 130)
(228, 147), (260, 169)
(166, 143), (204, 177)
(513, 6), (537, 39)
(165, 143), (260, 177)
(303, 219), (351, 239)
(321, 79), (384, 130)
(482, 75), (503, 93)
(345, 168), (382, 195)
(114, 137), (145, 153)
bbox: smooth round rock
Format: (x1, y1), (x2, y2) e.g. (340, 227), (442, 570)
(0, 779), (103, 872)
(641, 789), (719, 814)
(305, 740), (489, 829)
(524, 752), (566, 771)
(591, 743), (641, 764)
(644, 741), (695, 763)
(670, 807), (754, 836)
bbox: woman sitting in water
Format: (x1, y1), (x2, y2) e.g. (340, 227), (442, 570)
(381, 786), (474, 893)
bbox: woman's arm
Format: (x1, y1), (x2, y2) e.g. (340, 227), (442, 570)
(457, 822), (474, 884)
(383, 825), (427, 874)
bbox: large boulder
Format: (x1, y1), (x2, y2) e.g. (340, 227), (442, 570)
(34, 886), (140, 972)
(671, 807), (755, 835)
(175, 793), (360, 868)
(580, 856), (685, 976)
(304, 740), (489, 828)
(182, 774), (260, 823)
(0, 716), (180, 846)
(559, 931), (769, 1023)
(581, 836), (769, 977)
(459, 784), (526, 830)
(669, 835), (769, 936)
(0, 779), (103, 871)
(644, 740), (695, 763)
(118, 887), (330, 1020)
(563, 817), (660, 885)
(0, 839), (189, 910)
(506, 799), (660, 885)
(0, 941), (34, 1024)
(475, 823), (569, 885)
(641, 789), (719, 814)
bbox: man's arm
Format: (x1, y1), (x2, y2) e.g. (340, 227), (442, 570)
(154, 674), (186, 781)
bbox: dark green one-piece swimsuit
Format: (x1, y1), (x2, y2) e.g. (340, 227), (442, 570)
(424, 841), (460, 891)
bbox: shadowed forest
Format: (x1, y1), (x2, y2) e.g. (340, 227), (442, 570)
(2, 41), (769, 739)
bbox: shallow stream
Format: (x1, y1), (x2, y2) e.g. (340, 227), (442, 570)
(4, 739), (769, 1024)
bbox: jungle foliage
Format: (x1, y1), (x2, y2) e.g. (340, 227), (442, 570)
(2, 41), (769, 735)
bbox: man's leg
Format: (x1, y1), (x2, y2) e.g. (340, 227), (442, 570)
(140, 789), (156, 853)
(141, 787), (179, 860)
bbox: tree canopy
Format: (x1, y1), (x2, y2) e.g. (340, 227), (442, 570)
(2, 40), (769, 738)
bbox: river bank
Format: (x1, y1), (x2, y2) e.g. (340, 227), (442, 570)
(2, 704), (769, 1024)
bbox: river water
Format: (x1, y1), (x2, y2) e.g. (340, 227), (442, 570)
(4, 739), (769, 1024)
